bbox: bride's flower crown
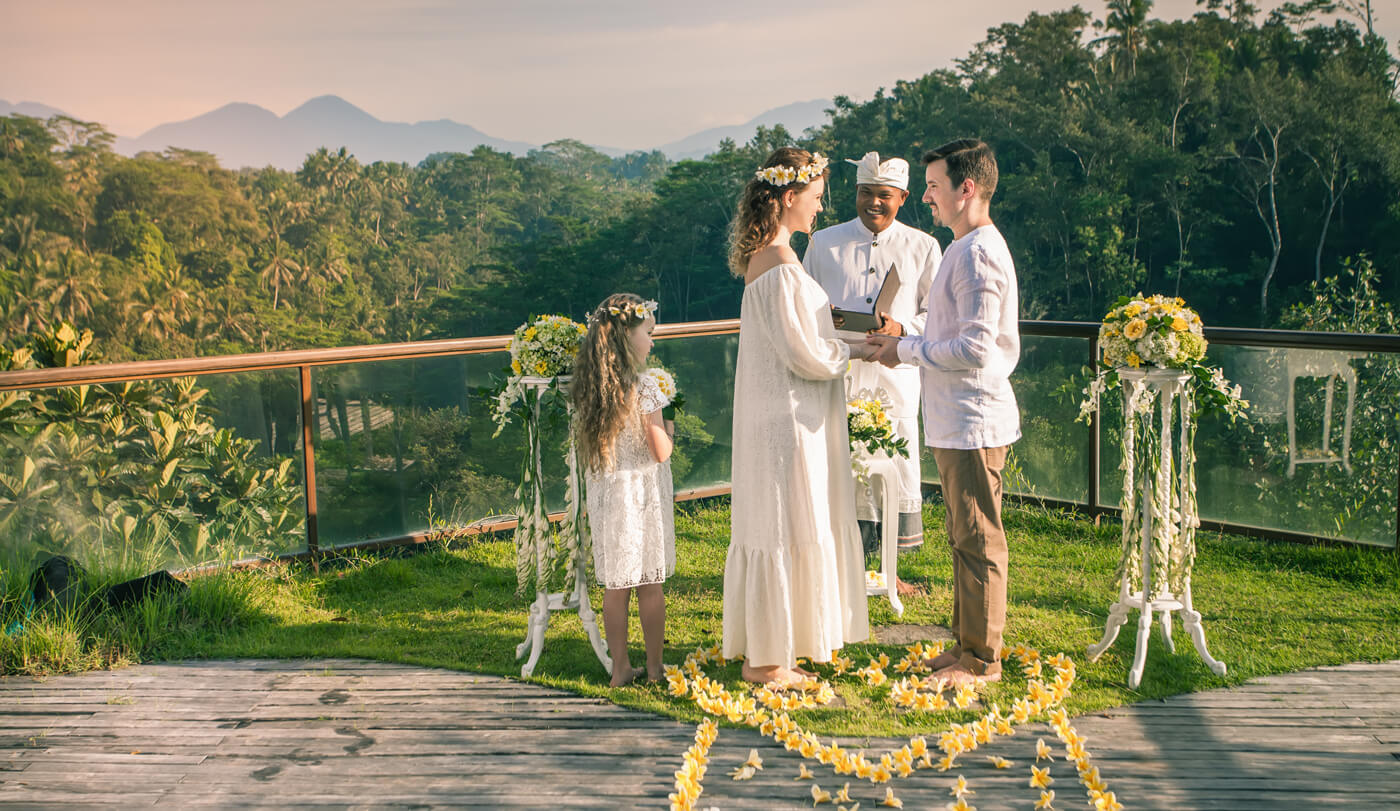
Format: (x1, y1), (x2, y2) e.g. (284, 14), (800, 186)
(586, 299), (658, 325)
(754, 153), (829, 187)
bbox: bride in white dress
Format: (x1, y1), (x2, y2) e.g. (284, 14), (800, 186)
(722, 147), (874, 686)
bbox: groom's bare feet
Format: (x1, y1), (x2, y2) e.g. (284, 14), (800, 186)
(934, 662), (1001, 686)
(923, 647), (960, 671)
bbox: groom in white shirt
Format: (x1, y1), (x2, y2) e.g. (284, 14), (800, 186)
(867, 139), (1020, 685)
(804, 153), (941, 591)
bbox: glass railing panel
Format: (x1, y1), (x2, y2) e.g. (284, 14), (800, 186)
(921, 335), (1092, 505)
(312, 352), (520, 548)
(649, 332), (739, 493)
(1098, 346), (1398, 547)
(0, 370), (305, 572)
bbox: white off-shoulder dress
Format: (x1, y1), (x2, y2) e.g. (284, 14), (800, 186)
(722, 263), (869, 668)
(586, 373), (676, 590)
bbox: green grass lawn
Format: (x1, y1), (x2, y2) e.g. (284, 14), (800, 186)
(5, 499), (1399, 739)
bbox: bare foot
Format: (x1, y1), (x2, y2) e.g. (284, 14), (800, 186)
(895, 578), (924, 597)
(934, 662), (1001, 686)
(646, 665), (665, 683)
(742, 663), (804, 688)
(610, 665), (642, 687)
(922, 647), (960, 671)
(792, 664), (817, 678)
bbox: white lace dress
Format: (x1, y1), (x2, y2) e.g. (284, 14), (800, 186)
(722, 263), (870, 668)
(585, 373), (676, 590)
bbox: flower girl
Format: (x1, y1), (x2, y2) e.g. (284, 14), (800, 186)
(572, 293), (675, 686)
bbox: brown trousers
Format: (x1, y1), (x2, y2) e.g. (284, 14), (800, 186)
(932, 445), (1009, 677)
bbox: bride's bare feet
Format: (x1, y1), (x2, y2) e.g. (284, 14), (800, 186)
(742, 663), (804, 688)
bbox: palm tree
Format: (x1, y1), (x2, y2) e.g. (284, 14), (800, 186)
(259, 240), (301, 310)
(1097, 0), (1153, 78)
(38, 250), (99, 324)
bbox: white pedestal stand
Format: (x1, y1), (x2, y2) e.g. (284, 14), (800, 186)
(862, 454), (904, 617)
(512, 376), (610, 679)
(1086, 367), (1226, 688)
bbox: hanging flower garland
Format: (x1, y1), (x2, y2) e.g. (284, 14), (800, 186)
(1078, 294), (1248, 601)
(489, 314), (589, 596)
(666, 642), (1120, 811)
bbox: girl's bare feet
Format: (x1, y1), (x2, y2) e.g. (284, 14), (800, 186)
(610, 665), (642, 687)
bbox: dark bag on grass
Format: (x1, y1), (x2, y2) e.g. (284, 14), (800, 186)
(29, 555), (88, 611)
(101, 571), (187, 610)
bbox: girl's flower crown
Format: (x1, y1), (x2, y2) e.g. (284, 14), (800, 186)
(754, 153), (829, 187)
(586, 299), (658, 325)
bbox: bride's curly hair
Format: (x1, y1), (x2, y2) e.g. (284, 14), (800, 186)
(572, 293), (650, 472)
(727, 147), (829, 277)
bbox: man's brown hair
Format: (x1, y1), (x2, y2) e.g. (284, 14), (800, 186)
(922, 139), (998, 201)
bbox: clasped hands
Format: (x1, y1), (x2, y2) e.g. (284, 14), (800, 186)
(841, 309), (903, 368)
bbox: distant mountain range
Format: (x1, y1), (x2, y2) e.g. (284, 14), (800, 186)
(0, 95), (832, 170)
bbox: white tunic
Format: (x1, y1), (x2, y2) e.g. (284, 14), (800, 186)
(805, 218), (942, 516)
(585, 373), (676, 590)
(897, 224), (1021, 450)
(723, 263), (869, 667)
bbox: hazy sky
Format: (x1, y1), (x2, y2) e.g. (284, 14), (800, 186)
(3, 0), (1393, 149)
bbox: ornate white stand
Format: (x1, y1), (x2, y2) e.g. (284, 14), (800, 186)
(862, 454), (904, 617)
(1087, 367), (1226, 688)
(512, 376), (610, 679)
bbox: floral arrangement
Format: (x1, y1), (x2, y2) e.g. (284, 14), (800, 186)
(847, 390), (909, 486)
(848, 392), (908, 458)
(487, 314), (589, 597)
(492, 314), (587, 437)
(509, 314), (587, 380)
(665, 641), (1119, 811)
(1078, 294), (1247, 605)
(754, 153), (829, 187)
(1078, 294), (1247, 424)
(644, 367), (686, 420)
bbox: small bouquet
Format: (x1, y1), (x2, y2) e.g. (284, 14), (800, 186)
(1078, 294), (1248, 423)
(847, 389), (908, 485)
(509, 314), (588, 379)
(492, 314), (588, 436)
(644, 367), (686, 420)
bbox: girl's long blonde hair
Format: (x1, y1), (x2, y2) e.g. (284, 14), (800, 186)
(726, 146), (828, 276)
(572, 293), (650, 472)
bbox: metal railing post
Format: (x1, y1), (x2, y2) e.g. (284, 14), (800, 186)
(1088, 334), (1100, 522)
(299, 364), (320, 570)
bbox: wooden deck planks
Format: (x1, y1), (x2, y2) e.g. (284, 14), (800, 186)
(2, 658), (1398, 809)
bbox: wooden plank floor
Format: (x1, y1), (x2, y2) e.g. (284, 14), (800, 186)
(2, 658), (1398, 809)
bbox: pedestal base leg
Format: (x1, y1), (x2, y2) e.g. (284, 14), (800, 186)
(1160, 610), (1175, 654)
(1128, 604), (1153, 689)
(575, 578), (612, 676)
(880, 473), (903, 618)
(1087, 601), (1131, 662)
(517, 591), (550, 678)
(1180, 606), (1227, 677)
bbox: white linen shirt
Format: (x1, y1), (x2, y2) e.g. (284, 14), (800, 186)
(896, 224), (1021, 450)
(804, 218), (942, 420)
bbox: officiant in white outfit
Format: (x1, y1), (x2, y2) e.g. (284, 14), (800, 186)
(804, 152), (942, 582)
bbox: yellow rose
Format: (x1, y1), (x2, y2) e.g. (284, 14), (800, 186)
(1123, 319), (1147, 340)
(1123, 304), (1142, 318)
(1126, 352), (1142, 368)
(511, 359), (522, 375)
(1171, 317), (1188, 332)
